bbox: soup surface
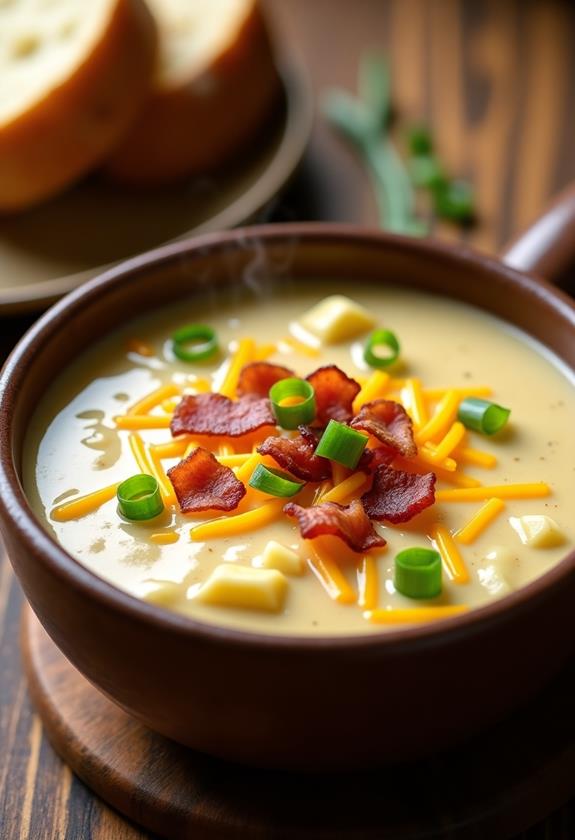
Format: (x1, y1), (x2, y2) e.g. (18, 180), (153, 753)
(24, 281), (575, 635)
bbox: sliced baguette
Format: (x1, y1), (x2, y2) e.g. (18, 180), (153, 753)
(0, 0), (157, 212)
(104, 0), (280, 184)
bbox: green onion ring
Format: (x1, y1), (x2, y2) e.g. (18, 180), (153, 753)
(249, 464), (303, 497)
(457, 398), (510, 436)
(269, 378), (316, 430)
(394, 547), (442, 599)
(315, 419), (368, 469)
(171, 324), (219, 363)
(117, 474), (164, 521)
(363, 328), (400, 368)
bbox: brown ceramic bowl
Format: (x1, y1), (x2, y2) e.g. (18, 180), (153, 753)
(1, 196), (575, 771)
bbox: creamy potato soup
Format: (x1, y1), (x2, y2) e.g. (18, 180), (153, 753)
(24, 283), (575, 635)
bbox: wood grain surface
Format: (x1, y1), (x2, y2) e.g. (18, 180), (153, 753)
(19, 605), (575, 840)
(1, 1), (575, 837)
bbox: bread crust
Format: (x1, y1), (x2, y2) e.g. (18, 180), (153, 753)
(104, 1), (280, 184)
(0, 0), (157, 212)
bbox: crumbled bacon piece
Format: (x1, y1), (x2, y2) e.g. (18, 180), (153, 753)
(167, 448), (246, 513)
(171, 393), (275, 438)
(284, 499), (386, 552)
(258, 428), (331, 482)
(236, 362), (295, 398)
(306, 365), (361, 426)
(361, 465), (436, 523)
(350, 400), (417, 458)
(357, 445), (396, 473)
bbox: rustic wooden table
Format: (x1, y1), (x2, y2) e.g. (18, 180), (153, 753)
(1, 1), (575, 837)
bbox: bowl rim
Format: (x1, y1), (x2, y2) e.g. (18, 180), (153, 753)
(2, 222), (575, 652)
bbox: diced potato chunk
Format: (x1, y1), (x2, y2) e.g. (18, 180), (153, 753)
(140, 580), (181, 606)
(510, 515), (565, 548)
(477, 564), (512, 597)
(257, 540), (303, 576)
(195, 564), (287, 612)
(297, 295), (376, 344)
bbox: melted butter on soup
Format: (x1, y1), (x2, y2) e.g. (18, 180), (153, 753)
(23, 285), (575, 635)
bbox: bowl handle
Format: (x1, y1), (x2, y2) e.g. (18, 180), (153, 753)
(501, 182), (575, 290)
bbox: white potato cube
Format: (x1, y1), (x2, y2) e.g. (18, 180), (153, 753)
(195, 564), (287, 612)
(510, 515), (565, 548)
(297, 295), (376, 344)
(257, 541), (303, 576)
(477, 564), (512, 597)
(140, 580), (181, 606)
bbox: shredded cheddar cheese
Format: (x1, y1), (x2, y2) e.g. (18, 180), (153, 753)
(151, 439), (190, 459)
(455, 447), (497, 469)
(417, 445), (457, 473)
(357, 555), (379, 610)
(455, 498), (506, 545)
(321, 472), (368, 504)
(147, 446), (178, 507)
(352, 370), (391, 413)
(365, 605), (469, 624)
(313, 480), (333, 505)
(431, 524), (470, 584)
(425, 421), (466, 463)
(235, 452), (264, 484)
(150, 532), (180, 545)
(51, 483), (120, 522)
(436, 483), (551, 502)
(190, 499), (285, 541)
(127, 383), (180, 416)
(253, 343), (278, 361)
(115, 415), (172, 430)
(217, 453), (252, 468)
(188, 377), (211, 393)
(307, 545), (356, 604)
(415, 390), (460, 445)
(402, 378), (427, 428)
(129, 433), (154, 476)
(331, 462), (351, 487)
(219, 338), (256, 398)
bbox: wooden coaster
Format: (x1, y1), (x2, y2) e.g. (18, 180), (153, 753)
(21, 604), (575, 839)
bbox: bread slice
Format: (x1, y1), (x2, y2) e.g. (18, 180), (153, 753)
(0, 0), (157, 212)
(104, 0), (280, 184)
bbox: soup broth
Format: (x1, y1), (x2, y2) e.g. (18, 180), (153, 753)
(24, 282), (575, 635)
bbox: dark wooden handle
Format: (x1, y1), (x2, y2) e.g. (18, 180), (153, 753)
(501, 183), (575, 284)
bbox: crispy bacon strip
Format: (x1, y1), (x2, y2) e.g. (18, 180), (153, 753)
(258, 427), (331, 482)
(361, 465), (436, 523)
(358, 445), (396, 473)
(350, 399), (417, 457)
(171, 393), (275, 438)
(284, 499), (386, 552)
(167, 448), (246, 513)
(306, 365), (361, 426)
(237, 362), (295, 398)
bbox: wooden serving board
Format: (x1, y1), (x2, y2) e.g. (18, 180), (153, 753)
(21, 604), (575, 840)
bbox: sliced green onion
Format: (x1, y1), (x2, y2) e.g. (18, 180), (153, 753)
(269, 378), (316, 430)
(249, 464), (303, 497)
(394, 548), (442, 599)
(117, 474), (164, 521)
(457, 398), (510, 435)
(363, 328), (400, 368)
(315, 420), (368, 469)
(171, 324), (218, 362)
